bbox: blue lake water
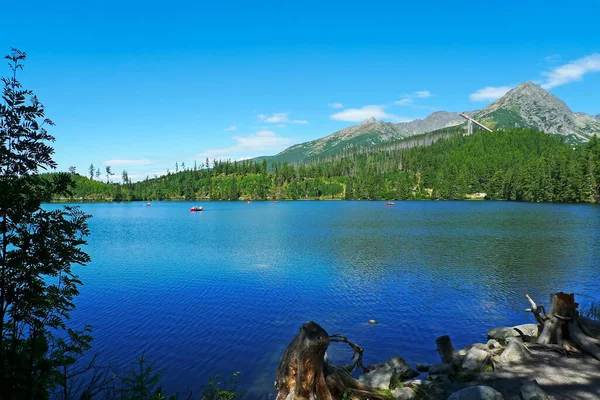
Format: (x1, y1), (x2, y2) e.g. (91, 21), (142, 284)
(49, 201), (600, 398)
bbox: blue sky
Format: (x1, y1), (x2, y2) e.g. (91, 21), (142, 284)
(2, 0), (599, 181)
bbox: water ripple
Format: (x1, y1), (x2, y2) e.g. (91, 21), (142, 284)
(45, 201), (600, 398)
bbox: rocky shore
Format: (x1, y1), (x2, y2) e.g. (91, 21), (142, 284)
(353, 322), (600, 399)
(274, 293), (600, 400)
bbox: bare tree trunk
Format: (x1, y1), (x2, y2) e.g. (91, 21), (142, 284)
(526, 292), (600, 361)
(275, 322), (392, 400)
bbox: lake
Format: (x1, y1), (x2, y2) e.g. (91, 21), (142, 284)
(50, 201), (600, 398)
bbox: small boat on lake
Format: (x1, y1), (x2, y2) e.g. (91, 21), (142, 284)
(144, 202), (151, 207)
(190, 206), (204, 212)
(386, 202), (395, 206)
(246, 201), (252, 204)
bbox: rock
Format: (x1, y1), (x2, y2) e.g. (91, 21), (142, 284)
(415, 363), (430, 372)
(521, 380), (550, 400)
(428, 374), (451, 382)
(488, 324), (538, 340)
(392, 387), (416, 400)
(487, 327), (518, 340)
(358, 356), (419, 389)
(504, 336), (522, 344)
(462, 348), (491, 371)
(368, 319), (378, 325)
(429, 363), (455, 375)
(447, 385), (504, 400)
(487, 339), (502, 349)
(500, 339), (534, 364)
(404, 379), (431, 387)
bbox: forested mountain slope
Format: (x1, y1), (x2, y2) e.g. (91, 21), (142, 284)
(52, 129), (600, 203)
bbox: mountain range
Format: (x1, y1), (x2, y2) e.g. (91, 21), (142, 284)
(258, 82), (599, 164)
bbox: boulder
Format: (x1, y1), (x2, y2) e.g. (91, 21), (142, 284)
(488, 324), (538, 340)
(447, 386), (504, 400)
(392, 387), (416, 400)
(404, 379), (431, 388)
(486, 339), (502, 349)
(462, 348), (491, 371)
(500, 339), (534, 364)
(514, 324), (538, 337)
(415, 363), (430, 372)
(358, 356), (419, 389)
(521, 380), (550, 400)
(429, 363), (455, 375)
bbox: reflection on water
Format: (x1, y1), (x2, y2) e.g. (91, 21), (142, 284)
(48, 201), (600, 398)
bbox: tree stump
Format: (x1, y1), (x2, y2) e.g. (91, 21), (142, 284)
(435, 335), (456, 364)
(525, 292), (600, 361)
(275, 322), (393, 400)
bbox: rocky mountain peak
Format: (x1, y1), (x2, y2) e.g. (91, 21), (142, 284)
(476, 81), (579, 136)
(361, 117), (377, 125)
(502, 82), (569, 111)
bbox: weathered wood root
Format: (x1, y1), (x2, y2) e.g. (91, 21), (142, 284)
(525, 292), (600, 361)
(275, 322), (392, 400)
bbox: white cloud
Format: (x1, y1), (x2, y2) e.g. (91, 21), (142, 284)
(258, 112), (309, 124)
(414, 90), (432, 98)
(330, 105), (411, 122)
(328, 102), (344, 108)
(102, 159), (153, 167)
(393, 90), (432, 106)
(545, 54), (561, 64)
(469, 86), (513, 101)
(393, 98), (412, 106)
(541, 54), (600, 89)
(225, 125), (237, 131)
(197, 129), (295, 160)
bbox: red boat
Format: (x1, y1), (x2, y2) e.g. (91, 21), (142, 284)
(386, 202), (395, 206)
(190, 206), (204, 212)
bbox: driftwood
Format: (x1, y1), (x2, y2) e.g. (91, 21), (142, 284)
(275, 322), (392, 400)
(525, 292), (600, 361)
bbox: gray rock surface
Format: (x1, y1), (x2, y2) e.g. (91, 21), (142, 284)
(521, 380), (550, 400)
(358, 356), (419, 389)
(500, 340), (533, 364)
(492, 348), (600, 399)
(447, 385), (504, 400)
(391, 387), (416, 400)
(488, 324), (538, 340)
(487, 339), (502, 349)
(462, 348), (491, 371)
(404, 379), (431, 387)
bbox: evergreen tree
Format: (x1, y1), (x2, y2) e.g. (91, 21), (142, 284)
(0, 48), (92, 399)
(105, 165), (113, 183)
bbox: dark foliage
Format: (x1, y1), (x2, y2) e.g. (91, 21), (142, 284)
(1, 48), (92, 399)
